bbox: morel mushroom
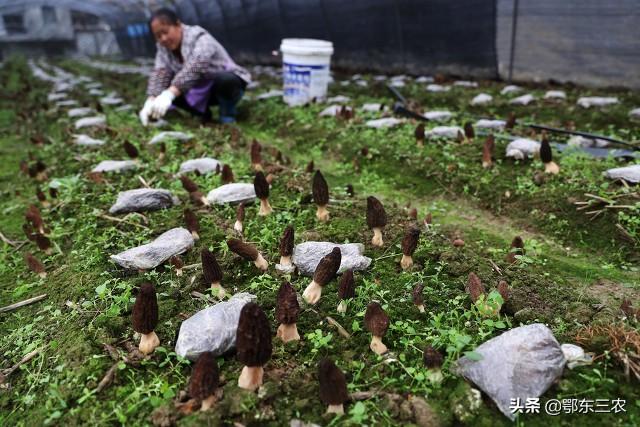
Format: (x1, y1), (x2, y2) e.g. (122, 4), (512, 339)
(254, 171), (273, 215)
(366, 196), (387, 247)
(36, 188), (49, 208)
(276, 282), (300, 343)
(132, 282), (160, 355)
(464, 122), (475, 143)
(180, 176), (209, 206)
(157, 142), (166, 161)
(184, 209), (200, 240)
(35, 233), (52, 255)
(413, 282), (425, 313)
(201, 248), (225, 298)
(337, 269), (356, 313)
(414, 123), (425, 147)
(505, 236), (525, 264)
(25, 205), (45, 234)
(505, 112), (516, 129)
(234, 203), (245, 234)
(250, 139), (263, 171)
(318, 358), (349, 415)
(364, 302), (389, 355)
(540, 136), (560, 174)
(312, 170), (330, 221)
(305, 160), (315, 174)
(303, 247), (341, 305)
(170, 255), (184, 276)
(278, 225), (295, 270)
(236, 302), (272, 391)
(227, 239), (268, 271)
(423, 212), (432, 231)
(189, 352), (219, 411)
(466, 272), (485, 303)
(221, 164), (234, 184)
(123, 141), (139, 159)
(423, 344), (444, 382)
(49, 187), (58, 199)
(482, 134), (495, 169)
(400, 226), (420, 270)
(497, 280), (510, 302)
(24, 252), (46, 278)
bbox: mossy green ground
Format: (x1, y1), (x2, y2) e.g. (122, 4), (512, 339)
(0, 57), (638, 426)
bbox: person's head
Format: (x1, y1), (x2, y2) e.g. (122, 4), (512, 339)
(149, 8), (182, 51)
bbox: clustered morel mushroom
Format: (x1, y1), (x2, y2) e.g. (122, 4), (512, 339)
(318, 358), (349, 415)
(132, 282), (160, 355)
(25, 205), (45, 234)
(180, 175), (209, 206)
(250, 139), (263, 171)
(482, 134), (495, 169)
(540, 135), (560, 175)
(400, 226), (420, 270)
(337, 269), (356, 313)
(170, 255), (184, 276)
(366, 196), (387, 247)
(364, 302), (389, 355)
(24, 252), (46, 278)
(277, 225), (295, 272)
(221, 164), (235, 184)
(201, 248), (225, 298)
(184, 208), (200, 240)
(413, 282), (425, 313)
(227, 238), (268, 271)
(123, 141), (139, 159)
(236, 302), (272, 391)
(414, 123), (425, 147)
(253, 171), (273, 216)
(276, 282), (300, 343)
(464, 121), (475, 143)
(234, 203), (245, 234)
(312, 170), (330, 222)
(303, 247), (341, 305)
(505, 236), (525, 264)
(189, 352), (219, 411)
(423, 344), (444, 383)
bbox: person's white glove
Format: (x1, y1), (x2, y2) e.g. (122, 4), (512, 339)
(150, 89), (176, 120)
(139, 97), (155, 126)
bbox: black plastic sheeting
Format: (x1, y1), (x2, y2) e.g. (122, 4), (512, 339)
(173, 0), (498, 78)
(496, 0), (640, 88)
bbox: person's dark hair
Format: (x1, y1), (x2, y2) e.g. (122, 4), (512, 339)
(149, 8), (180, 28)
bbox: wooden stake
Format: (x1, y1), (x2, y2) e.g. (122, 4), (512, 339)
(0, 294), (47, 313)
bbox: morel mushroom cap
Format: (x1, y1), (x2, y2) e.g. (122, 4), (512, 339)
(364, 302), (389, 337)
(221, 164), (235, 184)
(227, 239), (259, 261)
(466, 273), (485, 303)
(505, 112), (516, 129)
(36, 188), (47, 203)
(253, 171), (269, 200)
(366, 196), (387, 229)
(201, 248), (223, 284)
(485, 134), (495, 153)
(414, 123), (425, 141)
(412, 282), (425, 306)
(24, 252), (45, 276)
(236, 203), (245, 222)
(250, 139), (262, 165)
(184, 209), (200, 235)
(306, 160), (315, 173)
(401, 226), (420, 256)
(313, 247), (342, 286)
(132, 282), (159, 334)
(318, 358), (348, 406)
(497, 280), (510, 302)
(123, 141), (139, 159)
(345, 184), (354, 197)
(180, 175), (200, 193)
(189, 352), (219, 400)
(540, 137), (553, 163)
(34, 233), (51, 251)
(25, 205), (44, 230)
(423, 345), (444, 369)
(236, 302), (272, 367)
(312, 170), (329, 206)
(279, 225), (294, 257)
(23, 223), (35, 241)
(276, 282), (300, 325)
(49, 187), (58, 199)
(337, 269), (356, 300)
(464, 122), (475, 139)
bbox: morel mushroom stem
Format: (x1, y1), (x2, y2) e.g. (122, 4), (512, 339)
(234, 219), (243, 234)
(211, 282), (226, 299)
(302, 280), (323, 305)
(371, 227), (384, 247)
(276, 323), (300, 343)
(279, 255), (292, 267)
(316, 204), (329, 222)
(544, 161), (560, 175)
(370, 335), (388, 355)
(254, 253), (268, 271)
(238, 366), (264, 391)
(337, 300), (348, 313)
(416, 304), (425, 313)
(327, 404), (344, 415)
(259, 198), (273, 216)
(201, 395), (217, 411)
(139, 331), (160, 355)
(482, 143), (492, 169)
(400, 254), (413, 270)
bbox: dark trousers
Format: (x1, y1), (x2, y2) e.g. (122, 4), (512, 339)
(172, 72), (246, 123)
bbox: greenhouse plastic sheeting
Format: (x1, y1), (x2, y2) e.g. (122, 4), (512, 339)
(175, 0), (499, 78)
(496, 0), (640, 88)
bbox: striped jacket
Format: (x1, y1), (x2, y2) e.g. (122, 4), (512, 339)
(147, 24), (251, 97)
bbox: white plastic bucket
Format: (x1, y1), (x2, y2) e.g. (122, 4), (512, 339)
(280, 38), (334, 106)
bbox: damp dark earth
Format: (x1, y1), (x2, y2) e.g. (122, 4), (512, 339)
(0, 56), (639, 427)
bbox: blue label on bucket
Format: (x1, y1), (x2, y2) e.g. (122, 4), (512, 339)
(283, 62), (329, 105)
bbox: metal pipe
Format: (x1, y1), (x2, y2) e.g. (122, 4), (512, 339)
(507, 0), (519, 82)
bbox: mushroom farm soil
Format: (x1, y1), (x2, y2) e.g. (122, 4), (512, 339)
(0, 57), (639, 426)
